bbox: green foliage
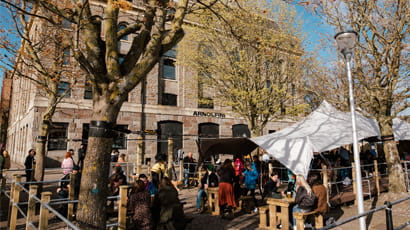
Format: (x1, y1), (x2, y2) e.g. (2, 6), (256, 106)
(179, 0), (308, 135)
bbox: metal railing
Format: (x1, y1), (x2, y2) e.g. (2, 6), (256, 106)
(316, 195), (410, 230)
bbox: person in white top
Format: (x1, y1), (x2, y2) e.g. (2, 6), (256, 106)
(61, 151), (74, 175)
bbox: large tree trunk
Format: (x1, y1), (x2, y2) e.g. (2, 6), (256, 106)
(379, 119), (407, 193)
(33, 122), (49, 183)
(77, 135), (113, 229)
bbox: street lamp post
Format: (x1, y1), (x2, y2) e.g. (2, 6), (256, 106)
(334, 31), (366, 230)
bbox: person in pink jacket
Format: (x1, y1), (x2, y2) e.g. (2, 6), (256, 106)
(61, 151), (74, 175)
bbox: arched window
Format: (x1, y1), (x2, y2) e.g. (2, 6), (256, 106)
(118, 24), (128, 40)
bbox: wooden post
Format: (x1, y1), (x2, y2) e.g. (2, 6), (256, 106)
(8, 174), (18, 225)
(168, 137), (174, 172)
(373, 160), (380, 196)
(351, 163), (357, 205)
(38, 192), (52, 230)
(179, 157), (184, 182)
(136, 135), (143, 175)
(9, 175), (21, 230)
(118, 185), (128, 230)
(67, 174), (77, 220)
(322, 165), (329, 204)
(26, 185), (38, 230)
(268, 163), (273, 176)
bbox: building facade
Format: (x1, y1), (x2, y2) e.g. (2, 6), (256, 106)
(4, 0), (296, 166)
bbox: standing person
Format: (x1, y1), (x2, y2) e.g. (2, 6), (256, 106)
(2, 150), (11, 179)
(56, 165), (81, 217)
(24, 149), (36, 184)
(151, 154), (168, 189)
(243, 161), (259, 207)
(263, 171), (282, 199)
(111, 148), (119, 162)
(217, 159), (237, 214)
(183, 152), (196, 188)
(292, 175), (317, 228)
(61, 151), (75, 175)
(77, 144), (86, 170)
(127, 180), (152, 230)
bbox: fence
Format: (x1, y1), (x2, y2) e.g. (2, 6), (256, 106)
(0, 169), (128, 230)
(316, 195), (410, 230)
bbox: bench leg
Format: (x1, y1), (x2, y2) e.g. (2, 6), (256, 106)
(315, 215), (323, 228)
(295, 216), (305, 230)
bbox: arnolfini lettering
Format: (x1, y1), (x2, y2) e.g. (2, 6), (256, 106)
(193, 111), (226, 118)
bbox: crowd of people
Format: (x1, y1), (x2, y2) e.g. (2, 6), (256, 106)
(8, 146), (341, 229)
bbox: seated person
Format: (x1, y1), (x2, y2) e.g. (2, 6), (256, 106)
(262, 171), (282, 199)
(308, 173), (328, 215)
(138, 173), (157, 195)
(56, 165), (81, 217)
(292, 175), (317, 227)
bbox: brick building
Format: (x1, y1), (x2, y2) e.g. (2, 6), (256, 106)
(4, 1), (296, 166)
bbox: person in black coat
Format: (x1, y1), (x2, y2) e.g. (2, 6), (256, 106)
(24, 149), (36, 185)
(263, 171), (282, 199)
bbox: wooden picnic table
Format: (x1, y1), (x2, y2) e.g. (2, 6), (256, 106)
(266, 197), (295, 230)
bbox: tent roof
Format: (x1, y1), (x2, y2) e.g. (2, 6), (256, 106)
(393, 118), (410, 141)
(251, 101), (381, 177)
(198, 137), (258, 159)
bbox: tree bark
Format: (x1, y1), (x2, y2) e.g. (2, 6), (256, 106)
(76, 135), (113, 229)
(379, 119), (406, 193)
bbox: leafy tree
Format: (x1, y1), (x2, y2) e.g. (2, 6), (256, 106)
(300, 0), (409, 192)
(0, 3), (77, 184)
(1, 0), (232, 227)
(179, 0), (309, 136)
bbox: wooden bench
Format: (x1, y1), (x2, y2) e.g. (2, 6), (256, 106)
(207, 187), (219, 215)
(258, 205), (270, 229)
(238, 196), (254, 213)
(294, 210), (323, 230)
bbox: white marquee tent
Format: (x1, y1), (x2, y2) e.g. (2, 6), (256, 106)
(393, 118), (410, 141)
(251, 101), (381, 178)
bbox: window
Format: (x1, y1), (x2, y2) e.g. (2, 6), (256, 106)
(157, 121), (183, 158)
(161, 93), (177, 106)
(48, 122), (68, 150)
(266, 80), (271, 88)
(58, 81), (71, 98)
(62, 19), (71, 29)
(163, 58), (176, 80)
(81, 124), (128, 149)
(232, 124), (250, 137)
(84, 81), (93, 99)
(198, 123), (219, 138)
(118, 24), (128, 40)
(63, 48), (70, 65)
(269, 130), (276, 134)
(198, 72), (213, 108)
(164, 46), (177, 58)
(119, 54), (125, 64)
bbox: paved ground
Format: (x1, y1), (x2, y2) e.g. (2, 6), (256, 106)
(1, 161), (410, 229)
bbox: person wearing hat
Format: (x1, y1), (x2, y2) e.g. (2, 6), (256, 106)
(151, 154), (168, 189)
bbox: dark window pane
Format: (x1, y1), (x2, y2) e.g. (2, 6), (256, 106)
(63, 49), (70, 65)
(84, 81), (93, 99)
(58, 81), (71, 97)
(198, 97), (214, 109)
(232, 124), (250, 137)
(157, 121), (183, 158)
(118, 24), (128, 40)
(163, 58), (175, 80)
(162, 93), (177, 106)
(164, 46), (177, 58)
(198, 123), (219, 138)
(48, 122), (68, 150)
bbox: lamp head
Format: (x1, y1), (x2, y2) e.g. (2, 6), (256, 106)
(334, 31), (358, 57)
